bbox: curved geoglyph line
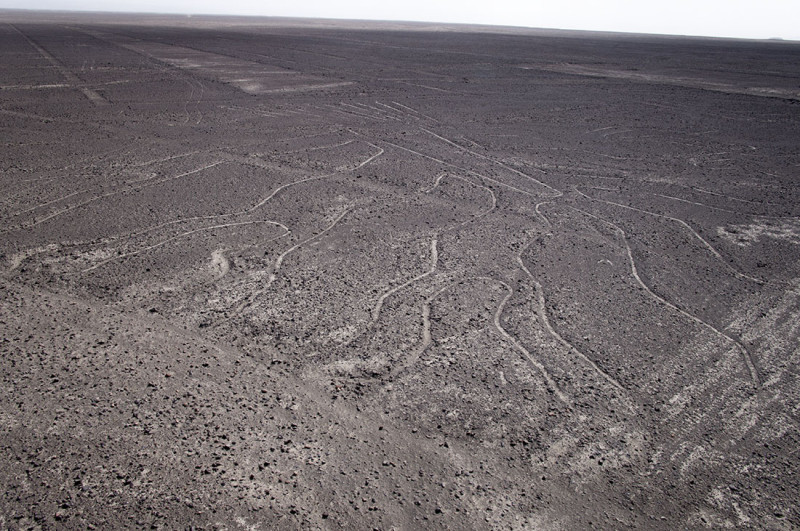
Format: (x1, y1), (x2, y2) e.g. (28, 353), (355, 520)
(1, 161), (226, 234)
(494, 280), (571, 406)
(566, 204), (761, 389)
(574, 186), (764, 285)
(370, 170), (498, 327)
(516, 239), (628, 396)
(76, 143), (385, 274)
(420, 129), (562, 199)
(82, 220), (290, 273)
(391, 281), (453, 378)
(230, 207), (353, 320)
(371, 238), (438, 324)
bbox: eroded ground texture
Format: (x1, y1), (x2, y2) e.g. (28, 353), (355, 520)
(1, 11), (800, 529)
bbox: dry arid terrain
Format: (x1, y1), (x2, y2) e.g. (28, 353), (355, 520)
(1, 10), (800, 529)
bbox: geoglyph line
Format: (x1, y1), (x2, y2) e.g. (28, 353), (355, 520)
(420, 129), (561, 199)
(389, 101), (440, 123)
(375, 101), (421, 121)
(423, 172), (447, 193)
(10, 24), (108, 106)
(246, 144), (383, 215)
(81, 144), (384, 272)
(566, 204), (761, 388)
(425, 173), (497, 227)
(6, 161), (225, 232)
(380, 140), (542, 199)
(516, 240), (627, 395)
(234, 207), (353, 317)
(535, 201), (554, 226)
(371, 238), (438, 324)
(82, 220), (290, 273)
(11, 152), (204, 219)
(494, 280), (571, 405)
(652, 193), (737, 214)
(574, 186), (764, 285)
(392, 283), (452, 377)
(350, 102), (404, 122)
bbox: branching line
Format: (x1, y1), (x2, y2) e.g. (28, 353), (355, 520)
(380, 140), (541, 198)
(80, 144), (383, 272)
(392, 283), (452, 377)
(371, 238), (438, 324)
(10, 162), (224, 231)
(421, 129), (561, 197)
(234, 208), (353, 316)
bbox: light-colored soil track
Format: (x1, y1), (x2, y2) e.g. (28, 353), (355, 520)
(493, 279), (571, 405)
(567, 204), (762, 388)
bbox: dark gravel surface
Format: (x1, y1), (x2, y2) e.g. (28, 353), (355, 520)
(2, 11), (800, 529)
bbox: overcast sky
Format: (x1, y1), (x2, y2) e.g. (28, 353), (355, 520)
(2, 0), (799, 41)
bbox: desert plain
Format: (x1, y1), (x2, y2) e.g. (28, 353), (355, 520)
(1, 10), (800, 529)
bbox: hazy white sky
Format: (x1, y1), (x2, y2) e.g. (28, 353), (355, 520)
(2, 0), (799, 41)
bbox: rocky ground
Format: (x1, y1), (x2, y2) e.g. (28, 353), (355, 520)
(1, 11), (799, 529)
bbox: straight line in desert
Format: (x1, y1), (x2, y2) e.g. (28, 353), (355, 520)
(652, 193), (738, 214)
(9, 24), (108, 106)
(389, 101), (440, 123)
(421, 128), (551, 181)
(374, 101), (421, 121)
